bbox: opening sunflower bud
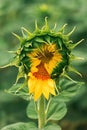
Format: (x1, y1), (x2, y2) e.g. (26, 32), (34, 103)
(6, 18), (83, 101)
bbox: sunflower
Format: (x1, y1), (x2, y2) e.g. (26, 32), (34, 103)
(28, 43), (62, 101)
(8, 18), (83, 102)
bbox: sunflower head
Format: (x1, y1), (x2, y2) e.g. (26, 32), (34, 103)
(9, 18), (83, 101)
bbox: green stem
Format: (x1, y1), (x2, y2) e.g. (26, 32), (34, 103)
(38, 95), (46, 129)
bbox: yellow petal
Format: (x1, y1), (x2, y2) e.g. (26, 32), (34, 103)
(47, 79), (55, 88)
(28, 78), (36, 93)
(31, 59), (41, 67)
(34, 80), (42, 101)
(31, 66), (38, 73)
(42, 81), (49, 99)
(49, 86), (56, 95)
(47, 79), (56, 95)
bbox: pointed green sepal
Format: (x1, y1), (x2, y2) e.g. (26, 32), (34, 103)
(59, 24), (67, 33)
(34, 20), (40, 33)
(63, 73), (77, 83)
(72, 39), (84, 49)
(68, 66), (82, 77)
(15, 66), (25, 84)
(21, 27), (27, 38)
(66, 26), (76, 36)
(14, 81), (27, 94)
(45, 17), (49, 28)
(42, 17), (50, 32)
(69, 54), (84, 61)
(57, 39), (62, 50)
(12, 32), (22, 41)
(35, 37), (45, 43)
(7, 50), (17, 54)
(0, 63), (11, 68)
(52, 23), (57, 31)
(21, 27), (33, 37)
(69, 39), (84, 50)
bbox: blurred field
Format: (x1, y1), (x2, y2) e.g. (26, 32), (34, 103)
(0, 0), (87, 129)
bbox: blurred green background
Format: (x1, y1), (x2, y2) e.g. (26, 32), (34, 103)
(0, 0), (87, 130)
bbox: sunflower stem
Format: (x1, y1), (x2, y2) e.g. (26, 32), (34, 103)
(38, 95), (46, 129)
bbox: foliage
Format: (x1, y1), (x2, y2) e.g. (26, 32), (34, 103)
(0, 0), (87, 130)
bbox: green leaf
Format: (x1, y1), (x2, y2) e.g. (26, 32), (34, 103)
(44, 124), (61, 130)
(26, 100), (38, 119)
(6, 83), (30, 101)
(1, 122), (38, 130)
(46, 101), (67, 121)
(54, 79), (84, 102)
